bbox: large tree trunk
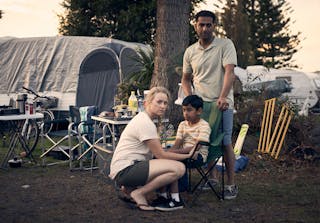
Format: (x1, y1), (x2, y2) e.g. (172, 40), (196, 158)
(152, 0), (191, 127)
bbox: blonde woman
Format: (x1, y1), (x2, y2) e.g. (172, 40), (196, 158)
(109, 87), (194, 211)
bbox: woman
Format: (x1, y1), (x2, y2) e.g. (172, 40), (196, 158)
(109, 87), (194, 211)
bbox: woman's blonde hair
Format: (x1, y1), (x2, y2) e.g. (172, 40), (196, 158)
(145, 86), (171, 104)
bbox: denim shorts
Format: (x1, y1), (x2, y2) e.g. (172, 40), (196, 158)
(221, 109), (233, 146)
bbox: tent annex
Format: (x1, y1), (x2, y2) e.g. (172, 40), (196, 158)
(0, 36), (150, 113)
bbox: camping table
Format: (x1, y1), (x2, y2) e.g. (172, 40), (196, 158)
(91, 116), (131, 151)
(82, 116), (131, 173)
(0, 113), (44, 169)
(91, 115), (170, 150)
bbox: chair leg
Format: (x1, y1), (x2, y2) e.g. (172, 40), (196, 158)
(40, 134), (69, 158)
(221, 155), (225, 200)
(189, 159), (224, 201)
(188, 165), (192, 192)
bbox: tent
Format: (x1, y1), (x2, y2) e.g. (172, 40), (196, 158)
(0, 36), (150, 113)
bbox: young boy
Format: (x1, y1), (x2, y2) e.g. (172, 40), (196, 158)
(153, 95), (211, 211)
(169, 95), (211, 163)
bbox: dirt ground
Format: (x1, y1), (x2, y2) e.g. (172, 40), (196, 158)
(0, 152), (319, 223)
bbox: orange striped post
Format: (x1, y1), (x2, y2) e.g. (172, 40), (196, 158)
(257, 98), (276, 153)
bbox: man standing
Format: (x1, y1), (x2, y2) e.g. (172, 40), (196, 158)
(182, 10), (238, 199)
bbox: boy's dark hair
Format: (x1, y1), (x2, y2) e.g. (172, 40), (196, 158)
(182, 95), (203, 110)
(195, 10), (216, 23)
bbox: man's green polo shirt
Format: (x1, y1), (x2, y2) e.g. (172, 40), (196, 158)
(183, 37), (237, 108)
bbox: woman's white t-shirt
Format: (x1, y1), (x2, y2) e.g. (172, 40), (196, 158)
(109, 111), (159, 179)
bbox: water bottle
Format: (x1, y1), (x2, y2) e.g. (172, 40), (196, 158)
(137, 96), (144, 112)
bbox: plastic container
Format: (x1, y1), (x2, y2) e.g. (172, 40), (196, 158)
(128, 91), (138, 114)
(137, 96), (144, 112)
(25, 99), (34, 115)
(143, 90), (150, 99)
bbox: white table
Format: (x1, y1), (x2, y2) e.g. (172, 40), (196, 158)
(70, 116), (131, 172)
(91, 116), (131, 151)
(89, 115), (171, 173)
(0, 113), (43, 168)
(0, 113), (43, 121)
(91, 115), (169, 150)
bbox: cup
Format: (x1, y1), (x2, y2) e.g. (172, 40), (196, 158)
(144, 90), (150, 99)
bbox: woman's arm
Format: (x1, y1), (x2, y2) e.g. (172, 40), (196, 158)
(168, 138), (194, 154)
(145, 138), (193, 160)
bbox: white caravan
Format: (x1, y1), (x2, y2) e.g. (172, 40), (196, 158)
(235, 65), (320, 115)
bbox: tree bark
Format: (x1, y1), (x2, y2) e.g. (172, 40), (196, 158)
(152, 0), (191, 127)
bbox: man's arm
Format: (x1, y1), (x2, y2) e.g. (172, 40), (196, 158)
(217, 64), (236, 110)
(181, 72), (193, 96)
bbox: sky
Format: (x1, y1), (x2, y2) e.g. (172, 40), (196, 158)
(0, 0), (319, 72)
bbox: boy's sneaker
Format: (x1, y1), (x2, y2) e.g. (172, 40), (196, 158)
(154, 199), (184, 211)
(150, 196), (170, 206)
(200, 179), (218, 190)
(224, 185), (238, 200)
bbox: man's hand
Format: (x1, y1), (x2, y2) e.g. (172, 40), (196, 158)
(217, 97), (229, 111)
(181, 72), (193, 96)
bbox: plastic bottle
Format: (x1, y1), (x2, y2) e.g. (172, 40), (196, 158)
(128, 91), (138, 115)
(137, 95), (144, 112)
(25, 100), (30, 115)
(25, 98), (34, 115)
(28, 98), (34, 114)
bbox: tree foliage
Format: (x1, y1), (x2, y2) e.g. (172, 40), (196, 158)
(58, 0), (156, 44)
(245, 0), (301, 68)
(219, 0), (301, 68)
(58, 0), (201, 45)
(126, 48), (154, 90)
(221, 0), (255, 68)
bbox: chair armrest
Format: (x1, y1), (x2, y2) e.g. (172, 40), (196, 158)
(190, 141), (210, 158)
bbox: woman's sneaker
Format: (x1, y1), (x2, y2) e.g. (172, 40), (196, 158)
(224, 185), (238, 200)
(154, 199), (184, 211)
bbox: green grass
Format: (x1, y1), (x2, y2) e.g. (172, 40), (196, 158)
(0, 133), (78, 167)
(1, 134), (319, 222)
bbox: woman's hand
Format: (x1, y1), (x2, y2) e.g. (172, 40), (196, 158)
(188, 146), (196, 158)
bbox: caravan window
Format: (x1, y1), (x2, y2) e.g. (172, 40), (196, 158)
(313, 79), (320, 89)
(276, 76), (292, 84)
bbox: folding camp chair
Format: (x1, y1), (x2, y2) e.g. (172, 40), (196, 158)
(68, 105), (108, 171)
(40, 110), (75, 166)
(68, 106), (82, 170)
(185, 102), (225, 203)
